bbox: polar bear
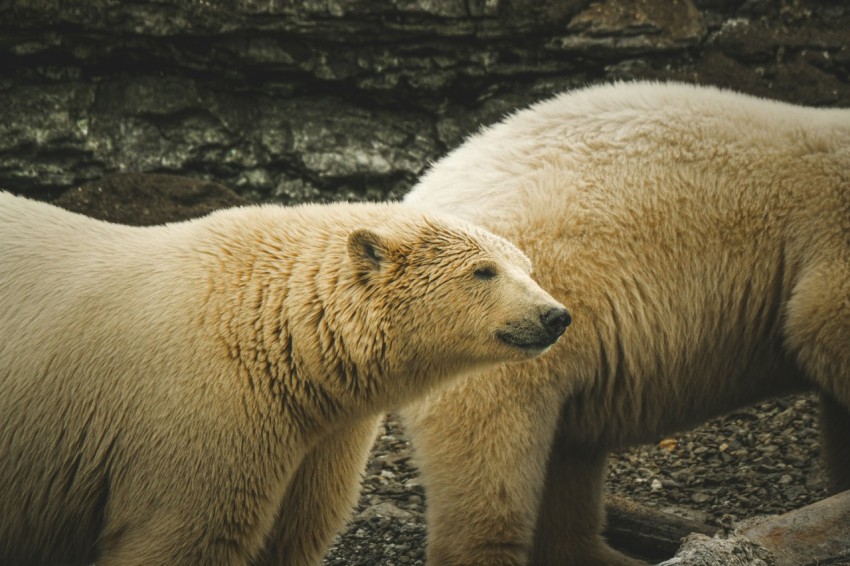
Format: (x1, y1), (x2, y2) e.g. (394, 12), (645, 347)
(0, 194), (570, 566)
(402, 81), (850, 565)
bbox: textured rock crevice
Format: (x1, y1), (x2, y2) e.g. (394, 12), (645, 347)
(2, 0), (848, 201)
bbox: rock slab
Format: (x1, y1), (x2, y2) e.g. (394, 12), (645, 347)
(2, 0), (849, 202)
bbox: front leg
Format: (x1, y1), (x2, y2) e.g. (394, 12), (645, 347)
(532, 429), (646, 566)
(401, 365), (568, 566)
(97, 513), (254, 566)
(255, 414), (383, 566)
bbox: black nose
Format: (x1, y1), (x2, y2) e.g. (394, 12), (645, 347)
(541, 306), (571, 339)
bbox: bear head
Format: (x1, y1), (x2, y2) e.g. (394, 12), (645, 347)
(345, 214), (570, 381)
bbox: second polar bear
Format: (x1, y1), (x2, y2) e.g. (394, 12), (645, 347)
(0, 195), (569, 565)
(403, 81), (850, 565)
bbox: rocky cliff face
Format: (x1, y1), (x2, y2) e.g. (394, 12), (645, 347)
(1, 0), (848, 202)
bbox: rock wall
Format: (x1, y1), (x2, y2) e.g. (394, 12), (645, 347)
(1, 0), (848, 202)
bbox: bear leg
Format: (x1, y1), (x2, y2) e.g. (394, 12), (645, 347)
(785, 260), (850, 492)
(402, 366), (569, 566)
(255, 414), (383, 566)
(532, 430), (646, 566)
(96, 519), (251, 566)
(820, 393), (850, 492)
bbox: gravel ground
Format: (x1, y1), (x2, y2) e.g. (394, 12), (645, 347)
(323, 393), (830, 565)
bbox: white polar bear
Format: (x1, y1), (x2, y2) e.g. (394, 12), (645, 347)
(402, 81), (850, 565)
(0, 194), (569, 565)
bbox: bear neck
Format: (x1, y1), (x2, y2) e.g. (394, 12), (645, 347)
(207, 223), (415, 443)
(274, 273), (425, 433)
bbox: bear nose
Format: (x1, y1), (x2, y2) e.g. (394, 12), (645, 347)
(541, 306), (571, 339)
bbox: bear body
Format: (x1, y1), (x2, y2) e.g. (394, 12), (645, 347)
(0, 195), (569, 565)
(402, 81), (850, 565)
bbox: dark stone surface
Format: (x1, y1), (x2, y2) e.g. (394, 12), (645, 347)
(2, 0), (848, 203)
(54, 172), (247, 225)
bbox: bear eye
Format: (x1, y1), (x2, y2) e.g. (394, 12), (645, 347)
(473, 265), (497, 280)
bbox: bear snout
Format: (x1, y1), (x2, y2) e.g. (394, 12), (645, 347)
(496, 305), (571, 352)
(541, 306), (571, 340)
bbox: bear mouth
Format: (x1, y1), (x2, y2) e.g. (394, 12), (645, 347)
(496, 330), (556, 352)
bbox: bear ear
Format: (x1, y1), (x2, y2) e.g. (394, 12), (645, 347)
(347, 228), (394, 276)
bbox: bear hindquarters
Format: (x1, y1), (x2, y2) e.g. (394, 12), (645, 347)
(785, 260), (850, 493)
(254, 415), (383, 566)
(532, 428), (646, 566)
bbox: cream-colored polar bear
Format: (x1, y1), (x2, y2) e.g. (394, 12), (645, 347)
(402, 81), (850, 565)
(0, 194), (570, 566)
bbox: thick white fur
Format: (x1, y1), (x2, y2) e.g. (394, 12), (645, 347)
(0, 195), (566, 565)
(403, 81), (850, 565)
